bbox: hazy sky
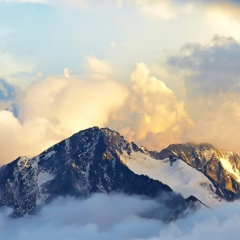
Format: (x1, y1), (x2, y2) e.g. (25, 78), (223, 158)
(1, 0), (240, 163)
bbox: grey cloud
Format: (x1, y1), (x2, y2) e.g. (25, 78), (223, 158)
(167, 36), (240, 96)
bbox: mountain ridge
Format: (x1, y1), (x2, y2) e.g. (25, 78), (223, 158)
(148, 143), (240, 201)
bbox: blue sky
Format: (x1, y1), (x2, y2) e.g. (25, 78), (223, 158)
(1, 0), (240, 163)
(2, 0), (239, 81)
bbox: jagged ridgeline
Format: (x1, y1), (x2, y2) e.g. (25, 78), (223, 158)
(0, 127), (191, 219)
(1, 126), (239, 219)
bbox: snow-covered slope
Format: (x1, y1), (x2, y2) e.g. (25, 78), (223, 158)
(149, 143), (240, 200)
(119, 149), (223, 208)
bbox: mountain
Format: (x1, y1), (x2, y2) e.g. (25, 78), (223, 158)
(149, 143), (240, 201)
(1, 126), (239, 219)
(0, 127), (190, 219)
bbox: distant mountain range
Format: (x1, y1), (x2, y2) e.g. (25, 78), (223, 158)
(1, 127), (240, 220)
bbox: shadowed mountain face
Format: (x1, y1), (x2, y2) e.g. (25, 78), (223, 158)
(150, 143), (240, 201)
(0, 127), (189, 219)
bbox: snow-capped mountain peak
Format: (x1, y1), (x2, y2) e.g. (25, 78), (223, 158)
(0, 127), (189, 218)
(1, 127), (240, 218)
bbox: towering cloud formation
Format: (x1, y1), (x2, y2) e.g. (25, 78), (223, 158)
(109, 63), (192, 151)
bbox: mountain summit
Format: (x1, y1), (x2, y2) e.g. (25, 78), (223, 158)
(0, 127), (188, 218)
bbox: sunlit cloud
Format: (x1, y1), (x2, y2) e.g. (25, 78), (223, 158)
(109, 62), (193, 151)
(0, 62), (128, 164)
(122, 0), (195, 20)
(1, 35), (240, 163)
(87, 57), (113, 76)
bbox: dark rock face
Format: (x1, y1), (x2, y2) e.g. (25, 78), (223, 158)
(150, 143), (240, 201)
(0, 127), (189, 218)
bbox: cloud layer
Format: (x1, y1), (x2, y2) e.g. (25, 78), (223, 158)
(1, 193), (240, 240)
(0, 194), (163, 240)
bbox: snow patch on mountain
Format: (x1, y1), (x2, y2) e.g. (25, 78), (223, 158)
(37, 171), (55, 186)
(36, 171), (55, 206)
(42, 150), (56, 159)
(219, 157), (240, 182)
(119, 150), (223, 207)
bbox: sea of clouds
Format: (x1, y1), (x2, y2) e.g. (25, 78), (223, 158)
(0, 193), (240, 240)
